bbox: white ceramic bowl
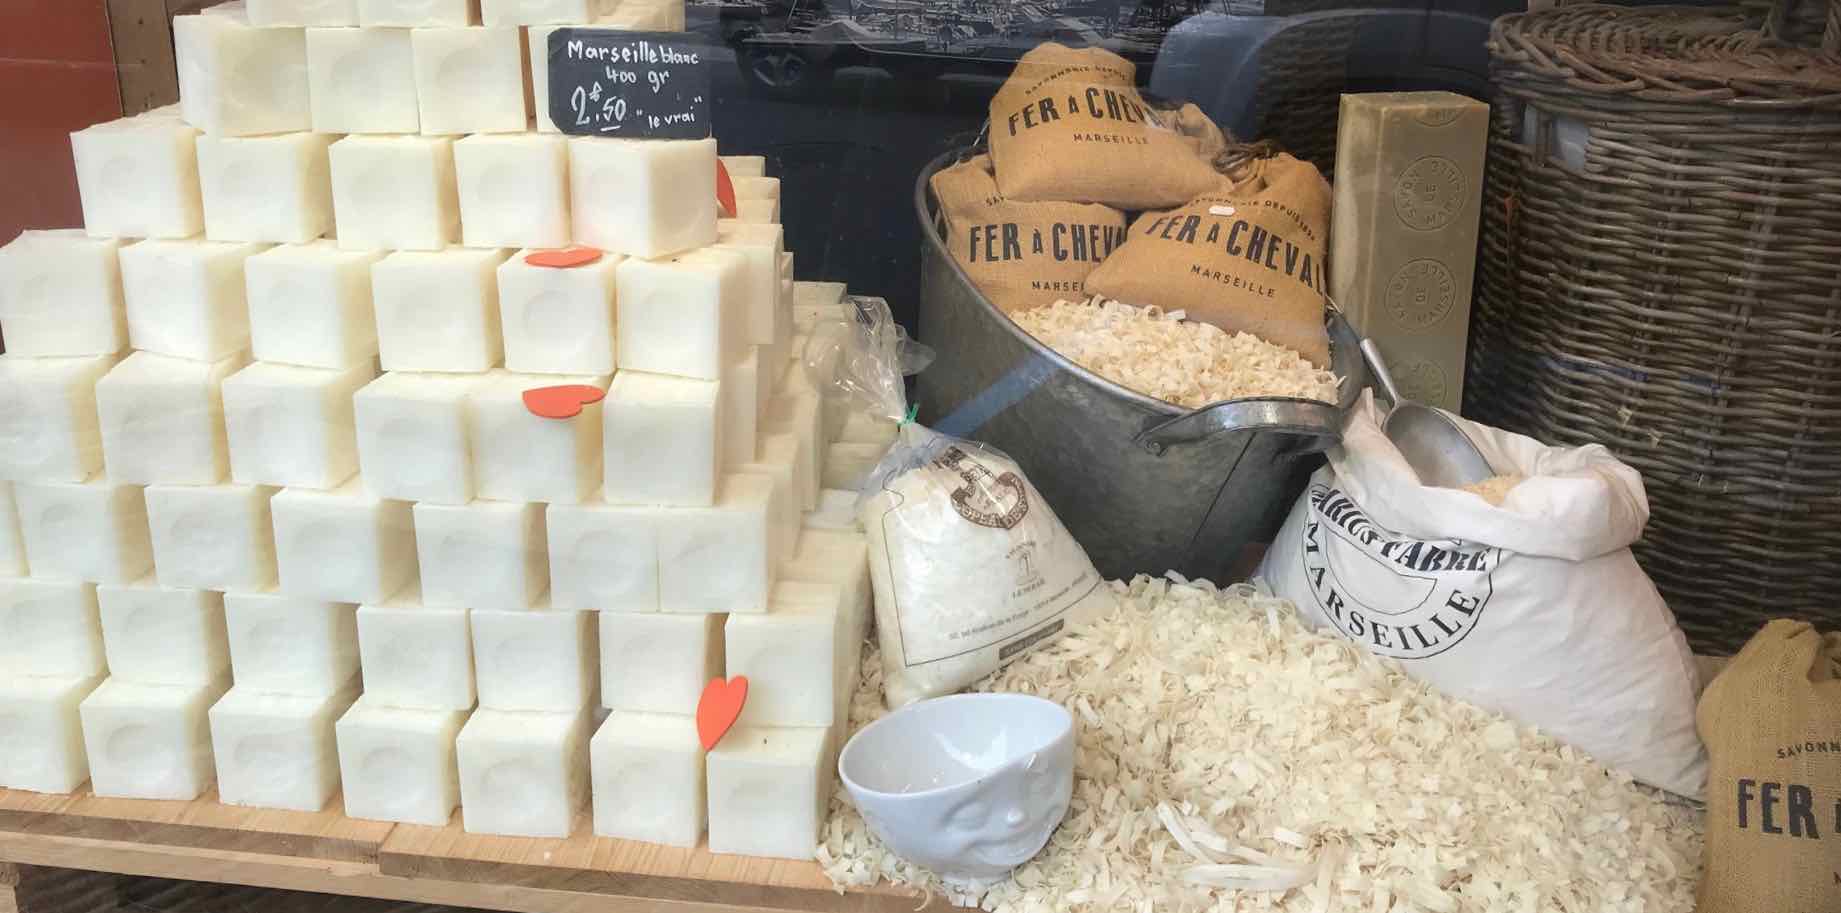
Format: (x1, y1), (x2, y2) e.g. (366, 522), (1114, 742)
(837, 693), (1075, 887)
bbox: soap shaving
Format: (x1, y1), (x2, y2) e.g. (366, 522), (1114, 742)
(1010, 298), (1342, 409)
(1456, 473), (1526, 506)
(819, 574), (1703, 912)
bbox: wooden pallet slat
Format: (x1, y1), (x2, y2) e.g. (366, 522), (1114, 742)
(0, 788), (392, 864)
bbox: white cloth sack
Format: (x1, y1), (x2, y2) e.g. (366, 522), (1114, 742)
(1259, 390), (1707, 797)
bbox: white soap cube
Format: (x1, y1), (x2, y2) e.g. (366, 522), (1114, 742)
(793, 281), (846, 324)
(173, 12), (312, 136)
(0, 483), (23, 576)
(720, 155), (765, 179)
(615, 247), (745, 381)
(359, 0), (481, 25)
(357, 603), (475, 710)
(824, 442), (884, 493)
(0, 231), (125, 357)
(223, 361), (375, 491)
(785, 528), (871, 648)
(12, 481), (153, 585)
(80, 677), (230, 801)
(721, 350), (760, 468)
(271, 481), (416, 603)
(197, 133), (336, 245)
(373, 249), (509, 372)
(469, 370), (607, 505)
(472, 608), (596, 711)
(249, 0), (360, 26)
(455, 134), (571, 249)
(840, 412), (899, 448)
(606, 0), (685, 30)
(119, 240), (268, 363)
(734, 176), (780, 204)
(735, 198), (779, 225)
(413, 27), (529, 135)
(414, 501), (547, 610)
(0, 675), (103, 794)
(545, 497), (657, 611)
(657, 473), (776, 615)
(328, 135), (459, 251)
(70, 113), (202, 241)
(598, 611), (721, 715)
(144, 484), (278, 592)
(589, 711), (703, 846)
(726, 581), (840, 728)
(209, 686), (357, 811)
(306, 28), (420, 133)
(737, 430), (799, 567)
(569, 137), (718, 258)
(0, 354), (117, 483)
(780, 250), (793, 282)
(353, 372), (481, 504)
(96, 580), (229, 686)
(767, 392), (822, 510)
(245, 242), (386, 369)
(335, 696), (468, 825)
(456, 707), (591, 837)
(602, 371), (720, 507)
(484, 0), (613, 25)
(0, 578), (104, 676)
(715, 221), (784, 348)
(223, 591), (359, 697)
(706, 724), (829, 859)
(95, 351), (247, 487)
(497, 251), (619, 375)
(805, 488), (861, 531)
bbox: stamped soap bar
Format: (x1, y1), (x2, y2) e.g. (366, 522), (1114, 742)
(1330, 92), (1488, 412)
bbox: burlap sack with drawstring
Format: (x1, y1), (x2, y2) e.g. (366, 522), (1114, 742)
(987, 42), (1224, 210)
(1086, 150), (1334, 366)
(1695, 619), (1841, 913)
(930, 154), (1127, 314)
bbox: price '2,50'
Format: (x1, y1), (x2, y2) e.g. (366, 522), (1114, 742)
(571, 83), (628, 128)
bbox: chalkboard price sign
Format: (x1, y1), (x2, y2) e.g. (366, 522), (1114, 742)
(547, 29), (712, 140)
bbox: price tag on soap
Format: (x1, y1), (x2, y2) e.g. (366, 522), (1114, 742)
(547, 29), (712, 140)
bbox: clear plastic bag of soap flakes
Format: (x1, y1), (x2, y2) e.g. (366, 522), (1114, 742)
(818, 297), (1117, 708)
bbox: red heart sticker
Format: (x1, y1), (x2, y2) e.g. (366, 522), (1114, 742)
(717, 159), (738, 219)
(522, 384), (606, 420)
(525, 247), (603, 269)
(697, 676), (749, 751)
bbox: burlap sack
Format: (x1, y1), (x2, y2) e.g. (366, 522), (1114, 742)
(930, 154), (1127, 314)
(1086, 152), (1334, 366)
(1696, 619), (1841, 913)
(987, 43), (1223, 210)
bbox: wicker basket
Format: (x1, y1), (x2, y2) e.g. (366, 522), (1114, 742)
(1467, 4), (1841, 653)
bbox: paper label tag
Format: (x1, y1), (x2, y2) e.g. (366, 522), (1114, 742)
(547, 29), (712, 139)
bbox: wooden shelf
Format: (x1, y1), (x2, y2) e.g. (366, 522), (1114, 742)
(0, 789), (945, 913)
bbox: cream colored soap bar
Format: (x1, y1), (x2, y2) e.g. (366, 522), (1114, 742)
(1331, 92), (1487, 413)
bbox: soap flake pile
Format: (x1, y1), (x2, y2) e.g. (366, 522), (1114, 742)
(1011, 299), (1341, 409)
(1456, 473), (1525, 506)
(819, 574), (1704, 912)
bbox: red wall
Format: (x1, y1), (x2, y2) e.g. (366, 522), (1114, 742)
(0, 0), (123, 243)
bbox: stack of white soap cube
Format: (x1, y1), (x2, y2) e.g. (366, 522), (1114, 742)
(0, 0), (905, 863)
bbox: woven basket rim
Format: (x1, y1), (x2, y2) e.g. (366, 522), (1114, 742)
(1491, 4), (1841, 108)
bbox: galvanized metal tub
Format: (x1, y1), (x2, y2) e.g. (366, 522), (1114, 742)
(913, 151), (1367, 583)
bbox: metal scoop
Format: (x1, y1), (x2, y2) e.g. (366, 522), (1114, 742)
(1360, 339), (1495, 489)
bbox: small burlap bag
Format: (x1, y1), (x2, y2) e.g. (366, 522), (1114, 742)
(987, 42), (1223, 210)
(1086, 150), (1333, 366)
(930, 154), (1128, 314)
(1696, 619), (1841, 913)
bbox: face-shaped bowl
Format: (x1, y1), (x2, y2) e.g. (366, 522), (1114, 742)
(838, 693), (1075, 887)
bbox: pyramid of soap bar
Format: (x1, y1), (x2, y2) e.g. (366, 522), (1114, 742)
(0, 0), (877, 858)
